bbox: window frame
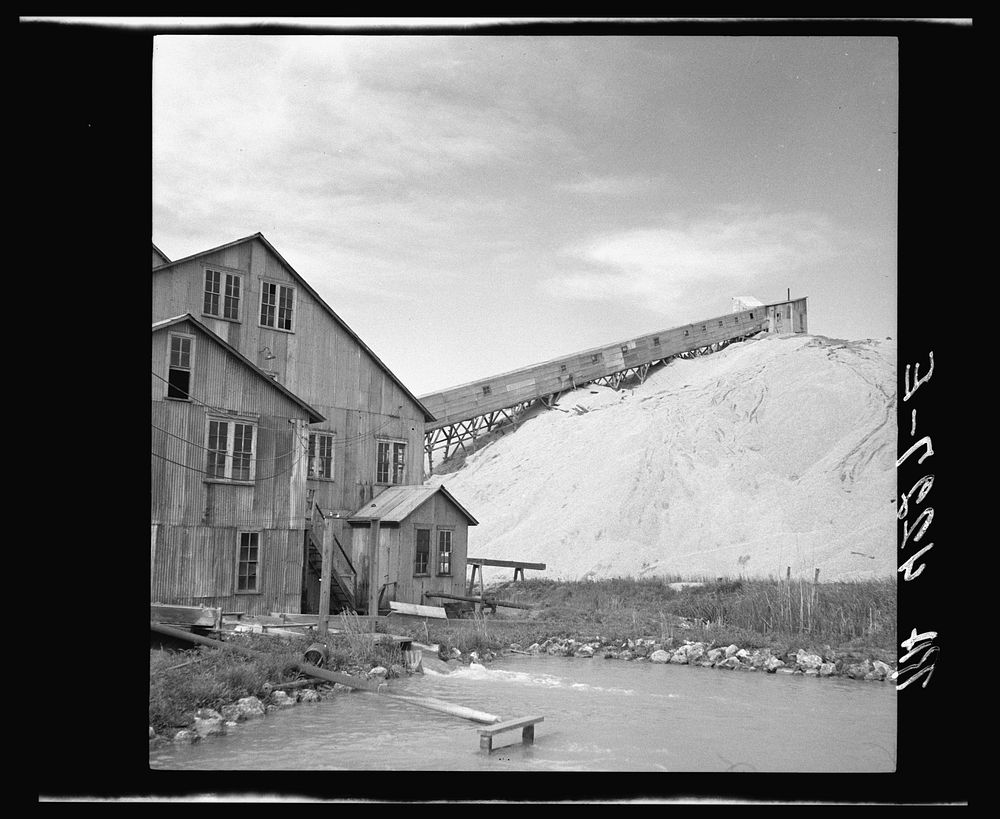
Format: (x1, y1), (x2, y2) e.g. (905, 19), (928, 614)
(307, 431), (335, 481)
(165, 331), (195, 401)
(258, 278), (296, 333)
(204, 415), (257, 484)
(202, 265), (243, 323)
(375, 438), (407, 486)
(236, 530), (261, 594)
(414, 527), (431, 577)
(436, 528), (454, 577)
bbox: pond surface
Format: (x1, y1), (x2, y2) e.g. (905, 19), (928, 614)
(149, 654), (896, 772)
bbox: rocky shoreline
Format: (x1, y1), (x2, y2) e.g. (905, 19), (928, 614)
(150, 634), (895, 748)
(513, 635), (896, 680)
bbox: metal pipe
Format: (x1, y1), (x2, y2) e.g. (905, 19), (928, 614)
(150, 621), (382, 692)
(151, 621), (505, 724)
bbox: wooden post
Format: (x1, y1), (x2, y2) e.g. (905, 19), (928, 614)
(786, 566), (791, 582)
(367, 519), (381, 616)
(318, 532), (333, 639)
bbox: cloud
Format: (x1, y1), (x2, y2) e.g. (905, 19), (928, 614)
(540, 209), (838, 313)
(556, 173), (668, 197)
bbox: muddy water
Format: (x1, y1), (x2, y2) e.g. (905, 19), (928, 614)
(149, 655), (896, 772)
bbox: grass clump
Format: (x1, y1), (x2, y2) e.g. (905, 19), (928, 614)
(148, 637), (305, 735)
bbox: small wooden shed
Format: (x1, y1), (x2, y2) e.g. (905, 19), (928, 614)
(346, 485), (478, 615)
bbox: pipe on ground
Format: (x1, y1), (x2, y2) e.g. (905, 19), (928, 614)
(150, 621), (502, 723)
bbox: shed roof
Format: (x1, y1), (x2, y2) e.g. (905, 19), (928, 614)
(152, 232), (435, 422)
(152, 242), (171, 265)
(153, 313), (326, 423)
(347, 484), (478, 525)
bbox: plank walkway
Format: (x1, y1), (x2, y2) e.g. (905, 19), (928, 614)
(478, 716), (544, 753)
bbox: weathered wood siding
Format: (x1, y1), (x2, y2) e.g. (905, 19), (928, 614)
(151, 236), (427, 515)
(767, 297), (809, 335)
(348, 493), (469, 610)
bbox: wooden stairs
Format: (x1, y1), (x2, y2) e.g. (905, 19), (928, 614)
(306, 530), (357, 614)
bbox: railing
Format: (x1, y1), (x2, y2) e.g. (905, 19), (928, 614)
(312, 503), (358, 608)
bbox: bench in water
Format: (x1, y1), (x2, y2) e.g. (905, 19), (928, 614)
(477, 716), (544, 753)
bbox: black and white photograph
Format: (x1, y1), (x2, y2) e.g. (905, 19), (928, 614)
(24, 15), (969, 805)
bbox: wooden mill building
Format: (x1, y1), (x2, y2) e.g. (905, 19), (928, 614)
(151, 314), (325, 615)
(151, 233), (473, 616)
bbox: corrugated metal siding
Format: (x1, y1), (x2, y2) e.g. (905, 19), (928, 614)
(150, 526), (303, 616)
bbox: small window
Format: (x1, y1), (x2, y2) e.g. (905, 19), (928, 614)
(560, 364), (567, 372)
(482, 385), (491, 396)
(621, 345), (629, 355)
(204, 268), (241, 321)
(718, 321), (723, 327)
(308, 432), (334, 480)
(591, 354), (600, 364)
(376, 440), (406, 485)
(437, 530), (453, 576)
(206, 418), (256, 482)
(166, 333), (194, 400)
(415, 528), (430, 575)
(684, 330), (689, 337)
(237, 531), (260, 593)
(259, 280), (295, 331)
(701, 325), (706, 331)
(653, 337), (660, 346)
(750, 312), (754, 319)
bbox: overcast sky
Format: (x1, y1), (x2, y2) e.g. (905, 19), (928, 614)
(153, 34), (897, 395)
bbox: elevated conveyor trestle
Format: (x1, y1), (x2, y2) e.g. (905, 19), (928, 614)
(421, 296), (807, 472)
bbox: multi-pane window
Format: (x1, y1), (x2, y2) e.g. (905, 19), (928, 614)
(237, 532), (260, 593)
(308, 432), (334, 480)
(203, 269), (241, 320)
(376, 440), (406, 485)
(260, 281), (294, 331)
(206, 419), (256, 482)
(167, 333), (193, 399)
(437, 530), (453, 576)
(415, 528), (430, 575)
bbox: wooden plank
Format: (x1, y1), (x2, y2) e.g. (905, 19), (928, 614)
(388, 600), (448, 619)
(384, 693), (502, 724)
(424, 592), (534, 610)
(466, 558), (547, 570)
(150, 603), (220, 628)
(477, 715), (544, 737)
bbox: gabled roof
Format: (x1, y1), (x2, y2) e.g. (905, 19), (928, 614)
(152, 242), (171, 265)
(152, 232), (435, 422)
(152, 313), (326, 423)
(347, 484), (478, 525)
